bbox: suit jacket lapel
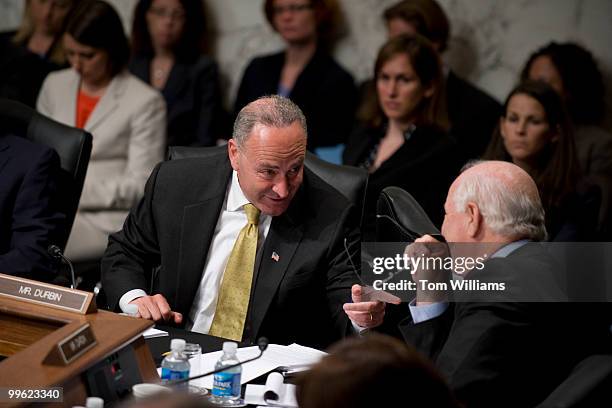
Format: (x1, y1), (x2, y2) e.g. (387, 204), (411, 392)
(129, 56), (149, 82)
(162, 62), (188, 104)
(59, 70), (80, 126)
(174, 156), (232, 313)
(248, 189), (306, 339)
(85, 71), (127, 132)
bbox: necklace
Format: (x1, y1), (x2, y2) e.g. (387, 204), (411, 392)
(153, 67), (167, 80)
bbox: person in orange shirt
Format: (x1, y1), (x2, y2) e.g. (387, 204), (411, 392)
(37, 0), (166, 262)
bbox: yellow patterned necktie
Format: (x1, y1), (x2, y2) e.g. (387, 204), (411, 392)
(209, 203), (260, 341)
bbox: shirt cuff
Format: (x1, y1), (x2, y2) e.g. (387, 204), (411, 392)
(119, 289), (147, 313)
(351, 320), (369, 335)
(408, 299), (449, 323)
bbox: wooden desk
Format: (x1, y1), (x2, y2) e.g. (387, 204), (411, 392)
(0, 295), (157, 407)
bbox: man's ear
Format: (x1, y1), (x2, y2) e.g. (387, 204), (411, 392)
(228, 139), (240, 171)
(466, 202), (483, 238)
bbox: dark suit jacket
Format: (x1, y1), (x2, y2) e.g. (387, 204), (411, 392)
(234, 49), (358, 150)
(101, 149), (359, 349)
(446, 70), (502, 161)
(399, 244), (606, 408)
(0, 134), (64, 280)
(356, 71), (500, 164)
(129, 55), (226, 147)
(343, 124), (460, 237)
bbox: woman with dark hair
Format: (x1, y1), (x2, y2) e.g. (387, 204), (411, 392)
(483, 81), (599, 241)
(521, 42), (612, 177)
(296, 333), (460, 408)
(234, 0), (357, 153)
(37, 0), (166, 262)
(343, 34), (459, 238)
(0, 0), (77, 106)
(129, 0), (225, 146)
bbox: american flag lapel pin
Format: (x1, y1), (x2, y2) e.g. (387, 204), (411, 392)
(271, 251), (280, 262)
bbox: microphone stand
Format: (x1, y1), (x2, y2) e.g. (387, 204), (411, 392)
(48, 245), (77, 289)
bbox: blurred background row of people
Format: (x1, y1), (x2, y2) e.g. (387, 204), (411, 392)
(1, 0), (611, 267)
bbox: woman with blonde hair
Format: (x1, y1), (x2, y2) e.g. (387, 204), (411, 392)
(0, 0), (76, 105)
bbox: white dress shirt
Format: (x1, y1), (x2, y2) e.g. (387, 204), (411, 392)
(119, 171), (271, 334)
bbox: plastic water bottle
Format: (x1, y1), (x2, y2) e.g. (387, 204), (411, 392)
(161, 339), (190, 387)
(211, 342), (242, 404)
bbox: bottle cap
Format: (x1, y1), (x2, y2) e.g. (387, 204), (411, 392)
(170, 338), (186, 351)
(85, 397), (104, 408)
(222, 341), (238, 353)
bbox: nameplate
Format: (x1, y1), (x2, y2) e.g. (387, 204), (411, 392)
(0, 273), (96, 314)
(44, 324), (97, 366)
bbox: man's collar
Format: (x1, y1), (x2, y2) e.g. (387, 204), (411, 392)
(490, 239), (530, 259)
(227, 171), (251, 212)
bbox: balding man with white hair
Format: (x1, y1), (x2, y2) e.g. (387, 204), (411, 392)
(399, 160), (582, 408)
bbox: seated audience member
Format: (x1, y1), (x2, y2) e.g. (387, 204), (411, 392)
(343, 34), (459, 238)
(0, 0), (76, 106)
(396, 160), (607, 407)
(101, 96), (384, 349)
(37, 0), (166, 262)
(0, 130), (64, 280)
(296, 333), (460, 408)
(380, 0), (502, 161)
(483, 81), (600, 241)
(521, 41), (612, 178)
(130, 0), (226, 146)
(234, 0), (357, 152)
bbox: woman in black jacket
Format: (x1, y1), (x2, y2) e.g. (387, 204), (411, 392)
(483, 81), (600, 241)
(234, 0), (357, 152)
(129, 0), (225, 146)
(344, 34), (459, 239)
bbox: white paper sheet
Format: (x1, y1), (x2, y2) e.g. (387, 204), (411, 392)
(191, 343), (326, 390)
(143, 327), (169, 339)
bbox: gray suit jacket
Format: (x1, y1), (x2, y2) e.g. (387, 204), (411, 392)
(36, 69), (166, 236)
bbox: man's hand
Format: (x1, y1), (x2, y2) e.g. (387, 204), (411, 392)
(405, 235), (449, 305)
(343, 284), (386, 328)
(129, 294), (183, 324)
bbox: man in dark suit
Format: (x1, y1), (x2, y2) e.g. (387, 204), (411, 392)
(383, 0), (502, 161)
(102, 96), (384, 349)
(399, 161), (609, 407)
(0, 133), (64, 280)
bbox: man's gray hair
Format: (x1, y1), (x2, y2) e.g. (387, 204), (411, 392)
(451, 161), (548, 241)
(233, 95), (308, 146)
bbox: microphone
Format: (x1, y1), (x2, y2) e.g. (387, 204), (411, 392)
(48, 244), (78, 289)
(167, 337), (269, 386)
(343, 238), (401, 304)
(343, 237), (367, 287)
